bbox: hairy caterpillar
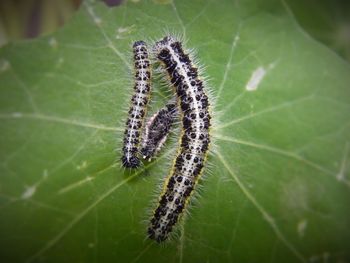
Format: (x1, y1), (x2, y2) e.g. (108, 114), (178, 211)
(140, 101), (178, 161)
(148, 36), (211, 242)
(121, 41), (152, 168)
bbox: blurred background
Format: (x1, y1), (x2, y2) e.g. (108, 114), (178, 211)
(0, 0), (123, 45)
(0, 0), (349, 61)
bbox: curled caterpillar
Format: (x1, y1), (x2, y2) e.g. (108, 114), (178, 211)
(121, 41), (152, 168)
(140, 101), (178, 161)
(148, 36), (211, 242)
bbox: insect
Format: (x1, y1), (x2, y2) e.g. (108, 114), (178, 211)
(148, 36), (211, 242)
(140, 101), (178, 161)
(121, 41), (152, 168)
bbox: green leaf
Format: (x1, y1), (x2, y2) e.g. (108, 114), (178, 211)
(0, 0), (349, 262)
(284, 0), (350, 61)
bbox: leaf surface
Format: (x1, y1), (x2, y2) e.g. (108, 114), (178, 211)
(0, 0), (349, 262)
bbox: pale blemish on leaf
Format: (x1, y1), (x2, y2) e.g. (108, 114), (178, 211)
(48, 37), (58, 48)
(56, 57), (64, 68)
(21, 185), (37, 199)
(281, 178), (308, 215)
(76, 160), (88, 170)
(0, 59), (10, 72)
(11, 112), (23, 118)
(297, 218), (308, 238)
(86, 4), (102, 25)
(43, 169), (48, 179)
(245, 62), (277, 91)
(116, 26), (135, 39)
(21, 170), (48, 199)
(246, 66), (266, 91)
(336, 142), (349, 182)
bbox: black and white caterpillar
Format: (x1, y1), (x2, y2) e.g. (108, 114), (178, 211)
(140, 101), (178, 161)
(121, 41), (152, 168)
(148, 36), (211, 242)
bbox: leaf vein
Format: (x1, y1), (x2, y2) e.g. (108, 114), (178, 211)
(215, 150), (307, 263)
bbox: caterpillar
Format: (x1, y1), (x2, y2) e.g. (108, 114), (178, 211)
(148, 36), (211, 242)
(140, 101), (178, 161)
(121, 41), (152, 168)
